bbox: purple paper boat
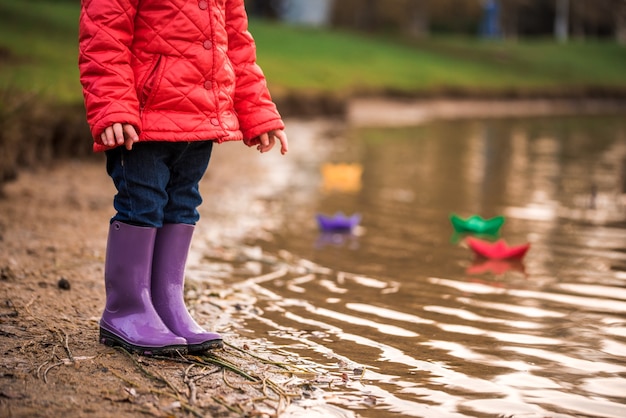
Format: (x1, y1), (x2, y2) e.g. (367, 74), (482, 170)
(316, 212), (361, 232)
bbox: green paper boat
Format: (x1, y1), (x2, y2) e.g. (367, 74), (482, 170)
(449, 214), (505, 235)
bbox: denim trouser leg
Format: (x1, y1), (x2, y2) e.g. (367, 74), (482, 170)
(105, 141), (213, 227)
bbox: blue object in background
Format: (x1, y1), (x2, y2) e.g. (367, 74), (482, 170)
(480, 0), (501, 39)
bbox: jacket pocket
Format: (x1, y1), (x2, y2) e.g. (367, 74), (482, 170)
(138, 55), (165, 110)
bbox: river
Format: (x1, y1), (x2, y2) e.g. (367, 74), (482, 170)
(192, 112), (626, 418)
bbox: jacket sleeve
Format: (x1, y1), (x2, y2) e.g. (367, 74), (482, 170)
(225, 0), (284, 145)
(78, 0), (141, 143)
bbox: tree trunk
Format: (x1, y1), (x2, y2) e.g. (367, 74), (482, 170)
(554, 0), (569, 41)
(406, 0), (429, 38)
(357, 0), (379, 31)
(616, 0), (626, 44)
(500, 0), (522, 39)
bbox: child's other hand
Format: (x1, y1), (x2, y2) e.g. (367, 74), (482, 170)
(256, 129), (288, 155)
(101, 123), (139, 150)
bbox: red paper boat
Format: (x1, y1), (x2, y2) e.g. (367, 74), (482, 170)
(466, 237), (530, 260)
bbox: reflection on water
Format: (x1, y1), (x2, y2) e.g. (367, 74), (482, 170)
(206, 115), (626, 417)
(321, 163), (364, 193)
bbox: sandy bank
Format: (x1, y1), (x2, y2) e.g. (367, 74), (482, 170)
(347, 97), (626, 127)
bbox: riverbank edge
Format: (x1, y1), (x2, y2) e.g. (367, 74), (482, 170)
(345, 96), (626, 127)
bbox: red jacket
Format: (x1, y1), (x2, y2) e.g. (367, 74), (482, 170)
(79, 0), (284, 152)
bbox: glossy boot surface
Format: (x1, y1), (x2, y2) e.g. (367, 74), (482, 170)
(152, 223), (223, 352)
(100, 221), (187, 355)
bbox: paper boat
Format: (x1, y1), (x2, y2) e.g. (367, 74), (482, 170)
(450, 214), (505, 235)
(466, 237), (530, 260)
(321, 163), (363, 193)
(316, 212), (361, 232)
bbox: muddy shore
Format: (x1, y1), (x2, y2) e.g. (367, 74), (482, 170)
(0, 118), (362, 417)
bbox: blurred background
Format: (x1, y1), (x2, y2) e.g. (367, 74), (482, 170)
(246, 0), (626, 42)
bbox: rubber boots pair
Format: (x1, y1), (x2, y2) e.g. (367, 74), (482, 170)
(99, 221), (222, 355)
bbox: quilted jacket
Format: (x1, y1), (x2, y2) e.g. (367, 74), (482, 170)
(79, 0), (284, 152)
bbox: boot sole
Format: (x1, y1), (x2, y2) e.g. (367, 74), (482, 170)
(99, 328), (188, 356)
(188, 339), (224, 353)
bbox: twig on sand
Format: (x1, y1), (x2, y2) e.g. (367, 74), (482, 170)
(116, 347), (181, 395)
(34, 329), (91, 383)
(225, 341), (316, 376)
(36, 354), (95, 383)
(212, 395), (244, 415)
(62, 329), (73, 362)
(183, 365), (198, 405)
(194, 352), (260, 382)
(106, 366), (141, 388)
(106, 340), (313, 416)
(225, 341), (289, 370)
(23, 295), (37, 317)
(116, 347), (206, 417)
(183, 364), (219, 406)
(51, 328), (74, 363)
(42, 361), (64, 384)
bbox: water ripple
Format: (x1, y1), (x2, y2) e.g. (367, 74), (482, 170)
(199, 116), (626, 417)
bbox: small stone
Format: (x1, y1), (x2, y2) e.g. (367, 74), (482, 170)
(58, 277), (71, 290)
(0, 266), (15, 281)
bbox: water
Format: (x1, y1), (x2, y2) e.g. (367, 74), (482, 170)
(197, 115), (626, 417)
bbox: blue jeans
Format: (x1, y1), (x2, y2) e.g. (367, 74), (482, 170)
(105, 141), (213, 227)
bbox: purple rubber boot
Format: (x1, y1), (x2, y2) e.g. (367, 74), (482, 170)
(152, 223), (223, 353)
(99, 221), (188, 355)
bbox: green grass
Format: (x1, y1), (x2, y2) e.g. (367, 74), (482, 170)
(1, 0), (625, 103)
(0, 0), (81, 102)
(251, 20), (626, 97)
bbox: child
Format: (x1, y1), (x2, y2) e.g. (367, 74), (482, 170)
(78, 0), (288, 355)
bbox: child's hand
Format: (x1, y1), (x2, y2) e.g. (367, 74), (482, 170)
(256, 129), (288, 155)
(101, 123), (139, 150)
